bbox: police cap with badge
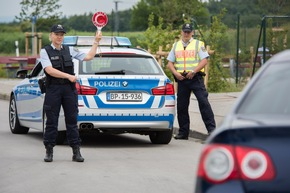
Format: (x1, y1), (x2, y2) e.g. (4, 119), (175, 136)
(51, 24), (66, 34)
(182, 23), (193, 32)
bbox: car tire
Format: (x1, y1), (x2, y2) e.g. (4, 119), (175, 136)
(9, 94), (29, 134)
(149, 129), (173, 144)
(42, 111), (66, 145)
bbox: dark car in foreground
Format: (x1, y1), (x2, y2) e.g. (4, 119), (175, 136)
(195, 49), (290, 192)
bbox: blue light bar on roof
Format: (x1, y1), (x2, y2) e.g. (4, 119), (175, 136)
(62, 36), (78, 46)
(115, 37), (131, 47)
(62, 36), (132, 47)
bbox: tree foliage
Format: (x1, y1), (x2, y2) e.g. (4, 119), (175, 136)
(4, 0), (290, 33)
(137, 13), (179, 52)
(16, 0), (62, 21)
(130, 0), (151, 31)
(137, 13), (180, 80)
(131, 0), (210, 31)
(257, 0), (290, 15)
(61, 13), (96, 33)
(157, 0), (209, 28)
(205, 8), (231, 92)
(206, 0), (290, 28)
(16, 0), (63, 32)
(115, 10), (133, 32)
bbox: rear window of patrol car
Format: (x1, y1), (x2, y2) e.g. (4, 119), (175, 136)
(79, 55), (163, 75)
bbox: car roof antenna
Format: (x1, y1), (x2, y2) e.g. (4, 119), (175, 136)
(110, 14), (114, 49)
(110, 36), (113, 49)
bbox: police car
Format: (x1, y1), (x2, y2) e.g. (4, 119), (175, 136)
(9, 36), (176, 144)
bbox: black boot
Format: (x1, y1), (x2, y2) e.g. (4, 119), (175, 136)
(44, 146), (53, 162)
(72, 146), (84, 162)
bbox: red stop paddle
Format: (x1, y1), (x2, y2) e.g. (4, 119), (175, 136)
(92, 12), (108, 34)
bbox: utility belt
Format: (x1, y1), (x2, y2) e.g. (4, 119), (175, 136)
(50, 78), (71, 85)
(179, 71), (206, 77)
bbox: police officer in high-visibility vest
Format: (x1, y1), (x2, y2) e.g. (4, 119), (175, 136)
(40, 24), (102, 162)
(167, 23), (215, 140)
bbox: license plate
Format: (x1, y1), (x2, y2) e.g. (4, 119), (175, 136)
(107, 92), (142, 101)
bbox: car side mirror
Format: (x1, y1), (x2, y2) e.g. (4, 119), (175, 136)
(16, 69), (28, 79)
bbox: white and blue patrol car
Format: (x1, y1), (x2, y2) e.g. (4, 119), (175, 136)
(9, 36), (176, 144)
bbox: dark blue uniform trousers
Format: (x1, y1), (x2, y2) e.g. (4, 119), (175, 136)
(43, 83), (81, 147)
(176, 74), (216, 137)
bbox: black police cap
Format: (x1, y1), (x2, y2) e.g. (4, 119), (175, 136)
(51, 24), (66, 33)
(182, 23), (193, 32)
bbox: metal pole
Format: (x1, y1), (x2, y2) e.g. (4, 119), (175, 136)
(31, 16), (36, 56)
(31, 22), (34, 55)
(15, 41), (19, 57)
(114, 1), (121, 35)
(262, 17), (267, 64)
(236, 14), (240, 84)
(252, 17), (264, 77)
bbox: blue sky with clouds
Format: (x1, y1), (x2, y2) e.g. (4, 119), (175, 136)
(0, 0), (139, 23)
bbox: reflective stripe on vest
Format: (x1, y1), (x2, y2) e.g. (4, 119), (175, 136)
(174, 40), (204, 73)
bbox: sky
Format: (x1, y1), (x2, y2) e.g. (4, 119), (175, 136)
(0, 0), (140, 23)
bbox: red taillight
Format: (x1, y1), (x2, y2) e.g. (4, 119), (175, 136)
(76, 82), (97, 95)
(151, 83), (175, 95)
(197, 144), (275, 184)
(236, 146), (275, 180)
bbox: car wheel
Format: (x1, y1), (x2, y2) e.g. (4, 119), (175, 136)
(42, 111), (66, 145)
(9, 94), (29, 134)
(149, 129), (173, 144)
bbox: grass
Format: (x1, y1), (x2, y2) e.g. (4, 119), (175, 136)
(0, 67), (7, 78)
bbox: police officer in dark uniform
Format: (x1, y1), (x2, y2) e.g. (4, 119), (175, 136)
(167, 23), (216, 140)
(40, 24), (102, 162)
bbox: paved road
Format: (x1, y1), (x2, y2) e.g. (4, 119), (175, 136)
(0, 78), (241, 193)
(1, 99), (204, 193)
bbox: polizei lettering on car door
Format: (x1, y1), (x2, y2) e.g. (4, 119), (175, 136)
(94, 81), (121, 87)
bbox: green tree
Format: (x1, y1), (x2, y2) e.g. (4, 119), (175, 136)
(257, 0), (290, 15)
(138, 13), (179, 52)
(16, 0), (62, 31)
(206, 0), (261, 28)
(206, 0), (290, 28)
(115, 10), (132, 32)
(61, 13), (95, 32)
(131, 0), (210, 31)
(137, 13), (180, 80)
(158, 0), (210, 28)
(205, 8), (231, 92)
(130, 0), (151, 31)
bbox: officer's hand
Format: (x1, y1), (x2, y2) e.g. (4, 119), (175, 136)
(186, 71), (195, 79)
(95, 31), (102, 42)
(68, 75), (77, 83)
(175, 73), (185, 81)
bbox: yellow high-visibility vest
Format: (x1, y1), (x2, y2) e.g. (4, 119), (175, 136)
(174, 39), (204, 73)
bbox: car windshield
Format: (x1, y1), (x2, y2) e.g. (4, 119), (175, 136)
(79, 55), (163, 75)
(237, 61), (290, 115)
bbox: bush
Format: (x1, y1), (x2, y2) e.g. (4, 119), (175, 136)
(204, 9), (233, 92)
